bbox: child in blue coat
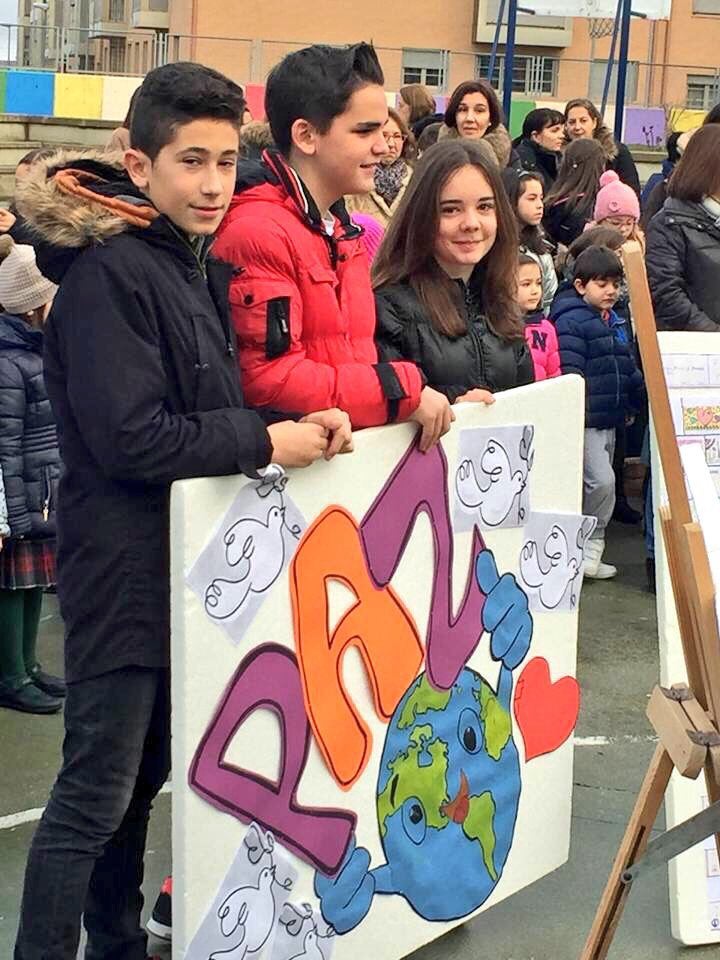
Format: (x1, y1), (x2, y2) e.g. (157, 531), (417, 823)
(551, 246), (644, 579)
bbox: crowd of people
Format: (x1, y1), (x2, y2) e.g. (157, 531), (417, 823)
(0, 40), (718, 960)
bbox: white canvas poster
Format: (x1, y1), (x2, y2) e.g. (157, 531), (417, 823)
(171, 376), (586, 960)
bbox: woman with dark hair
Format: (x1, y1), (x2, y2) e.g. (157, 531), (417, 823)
(646, 124), (720, 331)
(565, 98), (640, 197)
(397, 83), (444, 139)
(346, 107), (416, 228)
(441, 79), (515, 167)
(373, 139), (534, 401)
(543, 138), (606, 246)
(513, 107), (565, 189)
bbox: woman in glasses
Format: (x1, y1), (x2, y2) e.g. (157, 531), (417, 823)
(347, 107), (416, 228)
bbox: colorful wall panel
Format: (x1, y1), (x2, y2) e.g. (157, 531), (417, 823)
(54, 74), (104, 121)
(5, 71), (54, 116)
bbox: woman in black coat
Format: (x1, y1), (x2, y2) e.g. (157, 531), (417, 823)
(0, 238), (65, 714)
(565, 98), (641, 197)
(646, 125), (720, 332)
(373, 139), (534, 401)
(543, 138), (606, 247)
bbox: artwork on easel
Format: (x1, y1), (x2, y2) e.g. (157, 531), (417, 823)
(269, 902), (336, 960)
(185, 465), (306, 645)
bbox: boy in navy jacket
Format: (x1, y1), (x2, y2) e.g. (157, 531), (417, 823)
(551, 246), (644, 579)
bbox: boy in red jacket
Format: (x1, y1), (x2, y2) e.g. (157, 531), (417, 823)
(214, 43), (452, 451)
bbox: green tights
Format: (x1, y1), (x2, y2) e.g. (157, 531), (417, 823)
(0, 587), (43, 689)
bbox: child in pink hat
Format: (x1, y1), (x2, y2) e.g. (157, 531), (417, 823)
(592, 170), (645, 250)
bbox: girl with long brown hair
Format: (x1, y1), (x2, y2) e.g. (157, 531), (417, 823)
(543, 138), (606, 246)
(373, 139), (534, 401)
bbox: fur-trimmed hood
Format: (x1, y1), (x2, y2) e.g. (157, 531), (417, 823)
(437, 122), (513, 167)
(14, 148), (156, 251)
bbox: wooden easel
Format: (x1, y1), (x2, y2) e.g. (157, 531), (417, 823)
(580, 243), (720, 959)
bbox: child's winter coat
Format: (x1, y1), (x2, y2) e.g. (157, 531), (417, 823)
(523, 309), (561, 381)
(550, 288), (644, 428)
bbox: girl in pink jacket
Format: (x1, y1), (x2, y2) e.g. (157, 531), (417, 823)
(518, 254), (561, 380)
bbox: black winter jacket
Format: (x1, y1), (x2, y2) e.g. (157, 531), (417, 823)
(375, 268), (534, 401)
(17, 153), (274, 682)
(513, 137), (560, 190)
(645, 197), (720, 332)
(609, 141), (641, 198)
(0, 313), (59, 539)
(543, 198), (593, 247)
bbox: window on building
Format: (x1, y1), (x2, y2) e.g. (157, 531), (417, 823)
(588, 60), (639, 104)
(109, 0), (125, 22)
(476, 54), (558, 96)
(108, 35), (125, 71)
(687, 73), (720, 109)
(402, 49), (446, 89)
(693, 0), (720, 13)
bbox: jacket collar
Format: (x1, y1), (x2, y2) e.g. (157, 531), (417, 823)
(236, 149), (362, 242)
(0, 312), (43, 351)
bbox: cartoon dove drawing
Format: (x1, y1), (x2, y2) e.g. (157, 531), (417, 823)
(209, 865), (278, 960)
(455, 437), (529, 526)
(205, 505), (287, 620)
(288, 927), (327, 960)
(520, 524), (579, 609)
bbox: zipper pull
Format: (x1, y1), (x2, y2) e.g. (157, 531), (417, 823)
(43, 501), (49, 523)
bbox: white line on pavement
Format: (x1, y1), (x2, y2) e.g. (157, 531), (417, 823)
(0, 782), (172, 832)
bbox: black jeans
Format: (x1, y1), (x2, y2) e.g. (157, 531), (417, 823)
(14, 665), (170, 960)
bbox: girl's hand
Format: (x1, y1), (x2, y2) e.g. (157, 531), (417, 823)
(0, 209), (16, 233)
(454, 389), (495, 405)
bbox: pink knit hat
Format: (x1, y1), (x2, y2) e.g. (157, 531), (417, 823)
(593, 170), (640, 222)
(351, 213), (385, 263)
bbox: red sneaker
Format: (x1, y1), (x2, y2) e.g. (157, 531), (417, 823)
(147, 875), (172, 942)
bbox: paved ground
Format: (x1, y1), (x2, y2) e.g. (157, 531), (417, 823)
(0, 520), (717, 959)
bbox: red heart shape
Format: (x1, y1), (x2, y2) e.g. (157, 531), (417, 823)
(513, 656), (580, 761)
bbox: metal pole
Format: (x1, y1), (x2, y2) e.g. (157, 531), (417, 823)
(601, 0), (623, 117)
(614, 0), (632, 142)
(502, 0), (518, 126)
(487, 0), (507, 83)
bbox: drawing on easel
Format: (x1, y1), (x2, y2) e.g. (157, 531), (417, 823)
(186, 466), (306, 645)
(682, 401), (720, 434)
(453, 425), (534, 530)
(184, 823), (298, 960)
(519, 513), (596, 612)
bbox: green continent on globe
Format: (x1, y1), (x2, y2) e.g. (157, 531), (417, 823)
(377, 724), (449, 836)
(397, 675), (452, 729)
(474, 681), (511, 761)
(463, 791), (498, 881)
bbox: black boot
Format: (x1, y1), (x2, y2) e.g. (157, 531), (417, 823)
(0, 678), (62, 714)
(613, 498), (641, 525)
(646, 557), (656, 594)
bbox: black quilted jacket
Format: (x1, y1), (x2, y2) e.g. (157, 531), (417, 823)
(0, 312), (59, 539)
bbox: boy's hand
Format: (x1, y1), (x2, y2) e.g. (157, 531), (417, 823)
(301, 408), (353, 459)
(0, 536), (3, 552)
(267, 420), (329, 468)
(0, 209), (16, 233)
(410, 386), (455, 452)
(454, 389), (495, 405)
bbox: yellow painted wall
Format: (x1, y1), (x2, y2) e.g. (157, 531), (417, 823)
(669, 107), (706, 131)
(54, 74), (104, 120)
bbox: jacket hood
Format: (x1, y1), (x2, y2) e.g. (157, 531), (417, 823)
(0, 311), (42, 351)
(229, 149), (361, 242)
(15, 148), (157, 250)
(438, 123), (513, 167)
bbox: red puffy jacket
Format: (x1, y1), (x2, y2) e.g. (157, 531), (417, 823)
(214, 151), (423, 427)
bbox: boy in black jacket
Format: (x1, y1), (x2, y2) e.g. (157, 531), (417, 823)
(13, 63), (350, 960)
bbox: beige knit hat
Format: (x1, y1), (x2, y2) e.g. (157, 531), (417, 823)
(0, 236), (57, 316)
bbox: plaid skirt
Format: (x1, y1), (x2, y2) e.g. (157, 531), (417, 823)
(0, 538), (57, 589)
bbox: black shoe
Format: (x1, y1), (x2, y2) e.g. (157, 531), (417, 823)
(0, 678), (62, 714)
(30, 666), (67, 698)
(646, 557), (656, 594)
(147, 875), (172, 942)
(613, 500), (642, 525)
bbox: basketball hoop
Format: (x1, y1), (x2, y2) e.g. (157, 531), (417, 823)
(588, 16), (616, 38)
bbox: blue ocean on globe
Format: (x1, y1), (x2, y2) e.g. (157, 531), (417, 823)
(375, 666), (521, 921)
